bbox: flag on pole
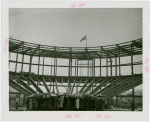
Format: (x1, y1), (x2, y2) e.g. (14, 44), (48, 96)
(80, 35), (87, 42)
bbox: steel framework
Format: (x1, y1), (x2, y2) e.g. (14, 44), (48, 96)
(9, 38), (142, 103)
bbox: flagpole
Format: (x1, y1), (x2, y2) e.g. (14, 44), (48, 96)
(86, 34), (87, 47)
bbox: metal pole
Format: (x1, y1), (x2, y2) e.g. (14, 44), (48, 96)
(131, 43), (135, 110)
(76, 59), (78, 94)
(115, 56), (117, 76)
(56, 54), (57, 76)
(115, 55), (118, 107)
(15, 49), (19, 73)
(100, 56), (101, 77)
(38, 48), (40, 75)
(86, 34), (87, 47)
(42, 55), (45, 75)
(118, 46), (121, 76)
(94, 52), (95, 78)
(21, 42), (24, 74)
(106, 52), (108, 77)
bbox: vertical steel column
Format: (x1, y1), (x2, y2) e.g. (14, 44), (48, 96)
(42, 55), (45, 75)
(92, 58), (94, 77)
(53, 57), (55, 93)
(110, 57), (112, 76)
(51, 58), (52, 76)
(115, 55), (118, 107)
(87, 48), (89, 77)
(21, 42), (24, 74)
(106, 52), (108, 77)
(131, 43), (135, 110)
(15, 48), (19, 73)
(38, 48), (40, 75)
(100, 56), (101, 77)
(94, 52), (95, 77)
(77, 59), (78, 77)
(76, 59), (78, 94)
(75, 59), (76, 77)
(56, 55), (57, 76)
(115, 56), (117, 76)
(70, 51), (72, 93)
(68, 48), (71, 94)
(118, 46), (121, 76)
(29, 50), (33, 75)
(117, 44), (121, 108)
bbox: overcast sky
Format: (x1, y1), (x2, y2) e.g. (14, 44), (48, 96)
(9, 8), (142, 94)
(9, 8), (142, 47)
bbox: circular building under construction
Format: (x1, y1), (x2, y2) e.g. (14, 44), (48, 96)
(9, 37), (142, 111)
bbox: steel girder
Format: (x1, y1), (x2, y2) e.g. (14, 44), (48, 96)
(82, 78), (96, 93)
(15, 75), (36, 93)
(9, 83), (29, 96)
(104, 78), (142, 99)
(102, 75), (141, 96)
(26, 77), (44, 93)
(79, 78), (89, 93)
(94, 76), (133, 96)
(42, 77), (50, 93)
(9, 79), (31, 95)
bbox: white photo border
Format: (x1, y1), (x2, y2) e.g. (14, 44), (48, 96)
(1, 0), (150, 121)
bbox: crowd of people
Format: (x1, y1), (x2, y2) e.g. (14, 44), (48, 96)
(26, 94), (105, 111)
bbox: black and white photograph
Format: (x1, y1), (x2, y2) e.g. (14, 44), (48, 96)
(1, 1), (150, 121)
(9, 8), (143, 112)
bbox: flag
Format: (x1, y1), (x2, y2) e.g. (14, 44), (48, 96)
(80, 35), (87, 42)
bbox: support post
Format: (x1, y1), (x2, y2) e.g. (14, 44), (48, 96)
(21, 42), (24, 74)
(38, 49), (40, 75)
(100, 56), (101, 77)
(29, 55), (32, 75)
(131, 43), (135, 110)
(106, 52), (108, 77)
(76, 59), (78, 94)
(42, 55), (45, 75)
(15, 49), (19, 73)
(110, 57), (112, 76)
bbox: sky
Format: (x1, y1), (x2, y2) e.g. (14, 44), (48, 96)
(9, 8), (142, 47)
(9, 8), (142, 94)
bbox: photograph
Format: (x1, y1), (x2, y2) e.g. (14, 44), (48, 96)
(9, 8), (143, 112)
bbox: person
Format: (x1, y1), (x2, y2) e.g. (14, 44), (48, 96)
(44, 95), (48, 111)
(26, 97), (30, 111)
(51, 96), (55, 110)
(95, 97), (99, 111)
(76, 98), (80, 110)
(54, 96), (59, 110)
(59, 95), (64, 110)
(69, 96), (74, 110)
(41, 95), (45, 111)
(34, 98), (38, 111)
(47, 95), (52, 110)
(80, 97), (84, 111)
(130, 101), (135, 111)
(19, 99), (23, 111)
(29, 98), (33, 110)
(89, 97), (93, 110)
(67, 96), (70, 110)
(91, 97), (95, 111)
(84, 96), (90, 111)
(16, 97), (19, 111)
(38, 96), (43, 111)
(63, 95), (68, 110)
(74, 97), (77, 110)
(100, 97), (105, 111)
